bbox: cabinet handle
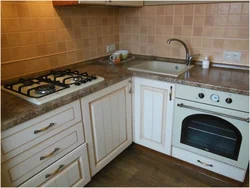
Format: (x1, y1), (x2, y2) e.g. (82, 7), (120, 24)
(169, 86), (173, 101)
(40, 148), (59, 160)
(45, 165), (64, 178)
(129, 80), (132, 94)
(34, 123), (55, 134)
(197, 160), (213, 167)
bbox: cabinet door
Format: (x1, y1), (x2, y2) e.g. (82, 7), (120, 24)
(81, 79), (132, 176)
(106, 0), (143, 7)
(133, 77), (175, 155)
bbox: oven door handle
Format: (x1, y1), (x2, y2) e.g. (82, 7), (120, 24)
(177, 103), (249, 123)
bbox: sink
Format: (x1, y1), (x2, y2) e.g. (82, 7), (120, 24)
(128, 60), (193, 77)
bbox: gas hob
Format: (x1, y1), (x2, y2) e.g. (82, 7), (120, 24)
(2, 69), (104, 105)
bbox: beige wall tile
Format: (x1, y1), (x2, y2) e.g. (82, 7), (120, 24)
(184, 5), (194, 15)
(202, 38), (213, 49)
(157, 6), (165, 15)
(193, 27), (203, 37)
(19, 18), (33, 31)
(174, 16), (183, 25)
(1, 1), (249, 80)
(205, 4), (217, 15)
(242, 3), (249, 14)
(1, 3), (19, 18)
(174, 5), (184, 15)
(213, 39), (224, 49)
(194, 4), (206, 15)
(213, 27), (226, 38)
(165, 5), (174, 15)
(4, 19), (20, 32)
(194, 16), (204, 26)
(16, 2), (30, 17)
(229, 3), (242, 14)
(204, 16), (215, 26)
(183, 16), (193, 26)
(228, 15), (241, 26)
(218, 3), (230, 14)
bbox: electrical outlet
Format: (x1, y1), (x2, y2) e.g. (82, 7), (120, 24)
(223, 51), (232, 60)
(106, 44), (116, 53)
(231, 52), (241, 61)
(223, 51), (241, 61)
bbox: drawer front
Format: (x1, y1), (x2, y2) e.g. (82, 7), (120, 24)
(2, 100), (81, 162)
(172, 146), (247, 182)
(2, 122), (85, 187)
(19, 144), (90, 187)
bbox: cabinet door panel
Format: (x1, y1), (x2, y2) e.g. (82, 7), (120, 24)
(117, 90), (127, 144)
(81, 79), (132, 176)
(91, 100), (106, 162)
(134, 77), (174, 155)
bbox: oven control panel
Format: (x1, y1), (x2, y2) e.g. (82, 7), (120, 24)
(176, 84), (249, 112)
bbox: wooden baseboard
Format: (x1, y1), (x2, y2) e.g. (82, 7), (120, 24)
(132, 143), (247, 187)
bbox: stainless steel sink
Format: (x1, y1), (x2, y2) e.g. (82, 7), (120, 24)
(128, 60), (194, 77)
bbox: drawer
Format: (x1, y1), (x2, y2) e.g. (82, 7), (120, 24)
(1, 100), (82, 162)
(172, 146), (247, 182)
(1, 122), (85, 187)
(19, 144), (90, 187)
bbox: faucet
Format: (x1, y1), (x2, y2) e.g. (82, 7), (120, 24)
(167, 38), (200, 66)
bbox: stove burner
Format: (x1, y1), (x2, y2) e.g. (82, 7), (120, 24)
(51, 69), (70, 77)
(35, 84), (56, 94)
(20, 78), (39, 86)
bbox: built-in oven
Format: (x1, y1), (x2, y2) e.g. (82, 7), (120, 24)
(172, 85), (249, 170)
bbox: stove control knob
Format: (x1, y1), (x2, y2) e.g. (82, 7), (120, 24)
(225, 98), (232, 104)
(198, 93), (205, 99)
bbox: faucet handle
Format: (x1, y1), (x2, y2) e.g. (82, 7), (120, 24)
(188, 54), (200, 60)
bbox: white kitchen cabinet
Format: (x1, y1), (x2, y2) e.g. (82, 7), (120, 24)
(53, 0), (143, 7)
(105, 0), (143, 7)
(20, 144), (90, 187)
(1, 100), (90, 187)
(133, 77), (175, 155)
(81, 79), (132, 176)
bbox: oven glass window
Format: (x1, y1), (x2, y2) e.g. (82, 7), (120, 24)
(181, 114), (242, 160)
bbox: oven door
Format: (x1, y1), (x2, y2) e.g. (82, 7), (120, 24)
(173, 98), (249, 169)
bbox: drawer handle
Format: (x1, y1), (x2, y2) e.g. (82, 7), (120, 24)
(40, 148), (59, 160)
(197, 160), (213, 167)
(45, 165), (64, 178)
(34, 123), (55, 134)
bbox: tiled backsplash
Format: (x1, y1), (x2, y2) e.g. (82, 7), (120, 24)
(118, 2), (249, 66)
(1, 1), (249, 80)
(1, 1), (119, 80)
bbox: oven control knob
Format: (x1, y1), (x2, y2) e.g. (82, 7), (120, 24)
(225, 98), (232, 104)
(198, 93), (205, 99)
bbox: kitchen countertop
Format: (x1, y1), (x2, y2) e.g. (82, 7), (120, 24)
(1, 57), (249, 131)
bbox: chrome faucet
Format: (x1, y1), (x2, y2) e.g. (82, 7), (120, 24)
(167, 38), (200, 66)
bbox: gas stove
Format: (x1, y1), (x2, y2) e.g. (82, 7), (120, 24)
(2, 69), (104, 105)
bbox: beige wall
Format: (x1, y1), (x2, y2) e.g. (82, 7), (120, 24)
(1, 1), (249, 80)
(119, 2), (249, 66)
(1, 1), (119, 80)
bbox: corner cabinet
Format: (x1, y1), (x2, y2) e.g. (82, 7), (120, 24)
(53, 0), (143, 7)
(81, 79), (132, 176)
(133, 77), (175, 155)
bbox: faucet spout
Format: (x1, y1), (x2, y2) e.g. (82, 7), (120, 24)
(167, 38), (190, 65)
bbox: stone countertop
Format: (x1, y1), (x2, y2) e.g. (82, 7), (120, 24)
(1, 58), (249, 131)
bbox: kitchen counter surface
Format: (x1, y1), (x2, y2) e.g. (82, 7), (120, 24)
(2, 57), (249, 131)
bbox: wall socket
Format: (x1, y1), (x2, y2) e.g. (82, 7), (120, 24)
(223, 51), (241, 61)
(106, 44), (116, 53)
